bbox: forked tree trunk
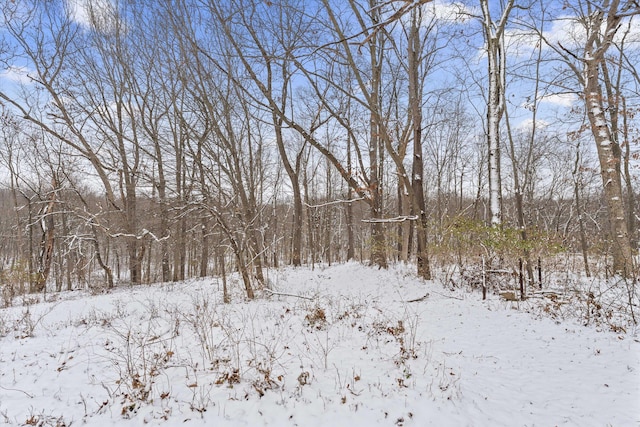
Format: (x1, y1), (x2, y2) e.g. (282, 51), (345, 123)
(480, 0), (513, 228)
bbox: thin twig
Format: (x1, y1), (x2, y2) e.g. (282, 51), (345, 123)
(0, 384), (34, 398)
(430, 290), (465, 301)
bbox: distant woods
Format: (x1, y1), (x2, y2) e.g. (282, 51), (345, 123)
(0, 0), (638, 298)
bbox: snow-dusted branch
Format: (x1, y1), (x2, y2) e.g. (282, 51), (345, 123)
(107, 228), (170, 242)
(361, 215), (418, 223)
(304, 197), (366, 209)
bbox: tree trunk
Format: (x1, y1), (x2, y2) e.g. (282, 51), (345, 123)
(273, 115), (303, 267)
(61, 211), (73, 291)
(232, 238), (254, 300)
(368, 2), (387, 270)
(573, 143), (591, 277)
(408, 7), (431, 279)
(200, 217), (209, 277)
(584, 62), (633, 276)
(621, 96), (637, 250)
(34, 188), (56, 292)
(346, 138), (355, 261)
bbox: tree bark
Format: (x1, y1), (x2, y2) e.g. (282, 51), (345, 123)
(34, 186), (57, 292)
(408, 8), (431, 279)
(584, 64), (633, 275)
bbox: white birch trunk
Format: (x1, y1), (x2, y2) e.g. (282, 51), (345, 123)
(480, 0), (513, 227)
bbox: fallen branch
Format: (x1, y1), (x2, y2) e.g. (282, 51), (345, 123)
(430, 290), (465, 301)
(406, 293), (429, 303)
(263, 288), (314, 300)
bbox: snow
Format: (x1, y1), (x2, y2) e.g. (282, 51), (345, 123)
(594, 117), (607, 127)
(0, 262), (638, 426)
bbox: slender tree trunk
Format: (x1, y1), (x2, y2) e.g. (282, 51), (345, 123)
(397, 182), (411, 262)
(273, 116), (303, 266)
(27, 195), (35, 292)
(34, 186), (56, 292)
(304, 167), (315, 266)
(408, 8), (430, 279)
(76, 190), (114, 288)
(621, 96), (636, 250)
(505, 110), (535, 287)
(325, 157), (332, 265)
(232, 237), (254, 300)
(9, 169), (26, 293)
(292, 185), (303, 266)
(346, 138), (355, 261)
(218, 248), (229, 304)
(61, 212), (73, 291)
(368, 2), (387, 269)
(200, 217), (209, 277)
(156, 161), (171, 282)
(573, 143), (592, 277)
(248, 207), (266, 286)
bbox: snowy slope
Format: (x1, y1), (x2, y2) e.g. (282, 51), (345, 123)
(0, 262), (638, 426)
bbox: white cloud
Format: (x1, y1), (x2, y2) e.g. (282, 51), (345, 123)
(542, 16), (585, 50)
(538, 93), (577, 108)
(616, 15), (640, 45)
(503, 28), (540, 57)
(0, 65), (34, 84)
(502, 17), (585, 57)
(422, 0), (477, 25)
(515, 118), (549, 132)
(505, 14), (640, 58)
(65, 0), (116, 31)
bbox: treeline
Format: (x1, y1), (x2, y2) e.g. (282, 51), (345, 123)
(0, 0), (638, 300)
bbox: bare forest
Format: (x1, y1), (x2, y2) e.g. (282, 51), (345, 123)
(0, 0), (638, 304)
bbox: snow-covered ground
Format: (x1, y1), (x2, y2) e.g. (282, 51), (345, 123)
(0, 262), (638, 426)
